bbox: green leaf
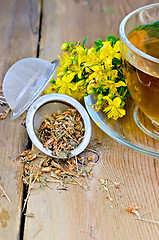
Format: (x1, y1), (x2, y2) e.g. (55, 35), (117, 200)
(112, 58), (121, 65)
(94, 39), (103, 50)
(50, 78), (56, 84)
(94, 41), (101, 46)
(39, 177), (47, 189)
(107, 35), (118, 43)
(82, 36), (89, 48)
(97, 38), (103, 43)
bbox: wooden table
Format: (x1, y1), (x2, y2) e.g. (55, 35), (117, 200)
(0, 0), (159, 239)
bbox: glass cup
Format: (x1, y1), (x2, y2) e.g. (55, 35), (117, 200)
(119, 4), (159, 138)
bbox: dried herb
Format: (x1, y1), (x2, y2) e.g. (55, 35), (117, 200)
(0, 97), (10, 119)
(99, 178), (113, 201)
(0, 183), (11, 202)
(37, 108), (85, 158)
(19, 149), (94, 196)
(126, 203), (159, 224)
(99, 178), (121, 202)
(25, 213), (42, 238)
(126, 203), (142, 218)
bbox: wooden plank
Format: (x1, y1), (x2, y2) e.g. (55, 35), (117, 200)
(24, 0), (159, 239)
(0, 0), (40, 239)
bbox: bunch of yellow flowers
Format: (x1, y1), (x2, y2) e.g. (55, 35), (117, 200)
(45, 36), (129, 120)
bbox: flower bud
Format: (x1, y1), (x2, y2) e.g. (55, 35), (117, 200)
(87, 89), (95, 95)
(98, 93), (103, 100)
(77, 80), (84, 87)
(96, 100), (102, 105)
(63, 66), (68, 72)
(65, 59), (72, 66)
(61, 42), (69, 51)
(57, 72), (65, 77)
(72, 59), (78, 65)
(87, 84), (92, 92)
(85, 67), (93, 74)
(87, 85), (95, 94)
(108, 93), (114, 98)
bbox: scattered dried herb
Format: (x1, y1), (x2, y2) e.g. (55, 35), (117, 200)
(126, 203), (159, 224)
(0, 183), (11, 202)
(107, 178), (120, 189)
(0, 90), (10, 119)
(18, 149), (94, 203)
(0, 97), (10, 119)
(18, 150), (159, 226)
(126, 203), (142, 218)
(20, 150), (37, 162)
(25, 213), (42, 238)
(78, 148), (99, 164)
(37, 108), (85, 158)
(99, 178), (113, 201)
(99, 178), (121, 202)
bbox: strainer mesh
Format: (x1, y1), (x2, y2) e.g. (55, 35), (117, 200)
(3, 58), (57, 117)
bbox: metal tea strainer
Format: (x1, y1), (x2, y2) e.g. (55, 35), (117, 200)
(2, 58), (59, 119)
(2, 57), (92, 158)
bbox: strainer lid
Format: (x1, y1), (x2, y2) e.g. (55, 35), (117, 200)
(2, 58), (59, 119)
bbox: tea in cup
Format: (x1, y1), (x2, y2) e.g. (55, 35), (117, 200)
(119, 4), (159, 137)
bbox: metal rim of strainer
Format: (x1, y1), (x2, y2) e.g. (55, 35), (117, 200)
(26, 93), (92, 158)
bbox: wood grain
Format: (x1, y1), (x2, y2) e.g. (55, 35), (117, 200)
(24, 0), (159, 240)
(0, 0), (40, 239)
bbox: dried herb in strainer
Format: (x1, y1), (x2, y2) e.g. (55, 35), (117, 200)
(37, 108), (85, 158)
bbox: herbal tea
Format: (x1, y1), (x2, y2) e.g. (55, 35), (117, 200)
(123, 21), (159, 123)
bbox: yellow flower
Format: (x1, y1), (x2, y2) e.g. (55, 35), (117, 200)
(88, 64), (106, 81)
(56, 66), (67, 77)
(100, 41), (112, 59)
(60, 45), (87, 79)
(113, 41), (121, 59)
(103, 96), (126, 120)
(69, 60), (83, 79)
(58, 52), (76, 67)
(55, 73), (76, 95)
(100, 40), (121, 65)
(103, 58), (113, 71)
(102, 80), (126, 94)
(84, 47), (101, 67)
(76, 45), (87, 56)
(44, 85), (57, 94)
(107, 69), (118, 79)
(45, 38), (127, 120)
(70, 90), (83, 101)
